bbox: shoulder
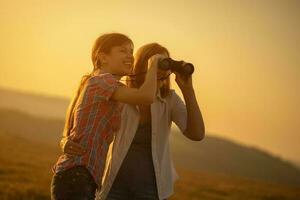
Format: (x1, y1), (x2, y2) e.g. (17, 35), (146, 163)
(88, 73), (117, 84)
(167, 89), (185, 107)
(86, 73), (123, 88)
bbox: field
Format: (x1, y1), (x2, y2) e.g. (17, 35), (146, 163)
(1, 131), (299, 200)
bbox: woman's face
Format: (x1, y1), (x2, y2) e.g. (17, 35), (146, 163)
(102, 42), (134, 76)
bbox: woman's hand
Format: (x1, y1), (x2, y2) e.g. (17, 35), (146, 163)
(148, 54), (167, 70)
(174, 64), (205, 141)
(60, 137), (86, 156)
(174, 70), (193, 91)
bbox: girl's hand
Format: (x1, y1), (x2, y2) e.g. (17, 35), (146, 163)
(147, 54), (167, 70)
(60, 137), (86, 156)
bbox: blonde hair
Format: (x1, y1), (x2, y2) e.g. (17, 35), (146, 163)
(126, 43), (171, 98)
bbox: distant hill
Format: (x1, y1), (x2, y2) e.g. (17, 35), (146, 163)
(1, 108), (300, 188)
(0, 108), (63, 145)
(171, 130), (300, 186)
(0, 87), (69, 119)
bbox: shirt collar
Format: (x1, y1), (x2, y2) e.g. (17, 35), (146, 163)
(156, 89), (167, 103)
(134, 90), (166, 111)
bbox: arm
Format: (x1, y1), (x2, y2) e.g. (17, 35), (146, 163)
(174, 72), (205, 141)
(60, 54), (164, 155)
(111, 54), (161, 105)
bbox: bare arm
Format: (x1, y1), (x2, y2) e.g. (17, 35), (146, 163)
(110, 54), (162, 105)
(60, 54), (165, 155)
(174, 72), (205, 141)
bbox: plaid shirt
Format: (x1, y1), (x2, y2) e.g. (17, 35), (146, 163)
(53, 73), (124, 186)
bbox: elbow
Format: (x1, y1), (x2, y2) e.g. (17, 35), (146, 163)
(198, 127), (206, 141)
(196, 131), (205, 141)
(195, 125), (206, 141)
(141, 93), (155, 105)
(192, 133), (205, 141)
(185, 128), (205, 141)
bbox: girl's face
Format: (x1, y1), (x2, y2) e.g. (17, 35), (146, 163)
(102, 42), (134, 76)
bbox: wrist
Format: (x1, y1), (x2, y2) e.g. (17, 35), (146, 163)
(181, 87), (195, 96)
(180, 85), (194, 93)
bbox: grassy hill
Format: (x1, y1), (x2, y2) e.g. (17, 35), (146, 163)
(0, 108), (300, 199)
(171, 168), (300, 200)
(0, 108), (63, 144)
(0, 131), (60, 199)
(0, 131), (300, 200)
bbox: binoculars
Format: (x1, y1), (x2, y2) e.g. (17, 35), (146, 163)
(158, 58), (194, 76)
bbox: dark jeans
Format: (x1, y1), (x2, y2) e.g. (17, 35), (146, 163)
(106, 182), (164, 200)
(51, 166), (97, 200)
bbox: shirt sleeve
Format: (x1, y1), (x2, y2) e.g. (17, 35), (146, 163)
(170, 90), (187, 133)
(85, 73), (120, 101)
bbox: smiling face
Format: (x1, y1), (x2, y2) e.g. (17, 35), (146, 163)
(100, 42), (134, 76)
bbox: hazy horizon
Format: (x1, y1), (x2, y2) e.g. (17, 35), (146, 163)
(1, 1), (299, 168)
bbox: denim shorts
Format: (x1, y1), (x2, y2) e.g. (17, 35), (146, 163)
(50, 166), (97, 200)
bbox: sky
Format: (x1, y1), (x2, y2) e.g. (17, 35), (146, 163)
(0, 0), (299, 165)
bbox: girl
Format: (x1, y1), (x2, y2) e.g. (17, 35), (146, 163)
(62, 43), (205, 200)
(51, 33), (162, 200)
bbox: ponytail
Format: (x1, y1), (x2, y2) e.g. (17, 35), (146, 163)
(62, 73), (93, 137)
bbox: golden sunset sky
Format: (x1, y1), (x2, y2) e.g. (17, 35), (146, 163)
(0, 0), (299, 164)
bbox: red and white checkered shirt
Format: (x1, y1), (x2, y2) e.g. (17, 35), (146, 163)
(53, 73), (124, 186)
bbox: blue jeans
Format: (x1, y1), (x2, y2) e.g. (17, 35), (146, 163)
(51, 166), (97, 200)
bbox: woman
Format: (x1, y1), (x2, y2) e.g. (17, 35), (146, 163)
(62, 43), (205, 200)
(51, 33), (162, 200)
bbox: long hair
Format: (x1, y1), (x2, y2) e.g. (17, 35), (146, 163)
(127, 43), (171, 98)
(62, 33), (133, 137)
